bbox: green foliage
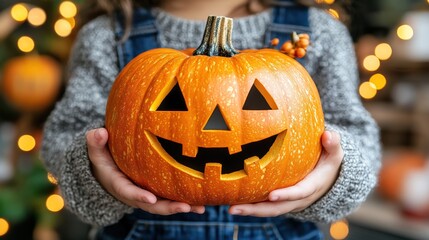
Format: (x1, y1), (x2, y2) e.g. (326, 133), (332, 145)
(0, 155), (57, 226)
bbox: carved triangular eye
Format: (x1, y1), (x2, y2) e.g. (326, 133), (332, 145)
(243, 79), (278, 110)
(156, 80), (188, 111)
(203, 105), (230, 130)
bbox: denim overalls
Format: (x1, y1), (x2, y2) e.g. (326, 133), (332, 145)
(97, 1), (323, 239)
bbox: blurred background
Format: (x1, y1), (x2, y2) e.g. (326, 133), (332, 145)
(0, 0), (428, 239)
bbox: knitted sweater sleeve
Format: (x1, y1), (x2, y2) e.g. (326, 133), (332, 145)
(41, 16), (134, 226)
(288, 9), (382, 222)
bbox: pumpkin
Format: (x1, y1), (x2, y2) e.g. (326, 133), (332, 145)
(1, 55), (62, 112)
(105, 16), (324, 205)
(378, 150), (426, 202)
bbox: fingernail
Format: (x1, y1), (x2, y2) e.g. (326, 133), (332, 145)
(94, 129), (101, 141)
(230, 208), (242, 215)
(325, 131), (332, 140)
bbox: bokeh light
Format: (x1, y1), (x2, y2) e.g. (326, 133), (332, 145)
(363, 55), (380, 71)
(397, 24), (414, 40)
(17, 36), (35, 52)
(10, 4), (28, 22)
(46, 194), (64, 212)
(54, 19), (72, 37)
(327, 9), (339, 19)
(17, 134), (36, 152)
(324, 0), (335, 4)
(359, 82), (377, 99)
(28, 7), (47, 26)
(66, 17), (76, 29)
(0, 218), (9, 237)
(330, 219), (349, 239)
(370, 73), (387, 90)
(59, 1), (77, 18)
(375, 43), (392, 60)
(47, 172), (58, 185)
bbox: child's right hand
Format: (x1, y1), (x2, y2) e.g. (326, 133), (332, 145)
(86, 128), (205, 215)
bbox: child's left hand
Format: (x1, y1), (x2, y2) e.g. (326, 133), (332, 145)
(229, 131), (343, 216)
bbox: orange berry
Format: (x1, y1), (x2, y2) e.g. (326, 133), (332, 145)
(297, 38), (310, 48)
(295, 48), (306, 58)
(270, 38), (280, 47)
(280, 41), (293, 52)
(298, 33), (310, 40)
(287, 48), (295, 57)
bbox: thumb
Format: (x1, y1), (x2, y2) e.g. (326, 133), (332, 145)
(321, 131), (341, 155)
(86, 128), (112, 164)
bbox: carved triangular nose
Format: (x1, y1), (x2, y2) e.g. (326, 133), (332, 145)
(203, 105), (230, 130)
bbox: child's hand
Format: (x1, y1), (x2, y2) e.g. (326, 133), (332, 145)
(229, 131), (343, 217)
(86, 128), (205, 215)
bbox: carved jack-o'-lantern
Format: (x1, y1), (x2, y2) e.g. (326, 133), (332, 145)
(1, 55), (61, 112)
(106, 16), (324, 205)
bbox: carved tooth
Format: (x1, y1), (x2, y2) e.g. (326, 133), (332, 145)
(204, 163), (222, 180)
(182, 144), (198, 157)
(228, 145), (242, 155)
(244, 156), (263, 176)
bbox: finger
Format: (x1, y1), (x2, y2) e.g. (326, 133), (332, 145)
(86, 128), (112, 165)
(230, 201), (298, 217)
(321, 131), (341, 155)
(190, 205), (206, 214)
(269, 182), (316, 202)
(110, 176), (157, 205)
(86, 128), (158, 205)
(141, 200), (193, 215)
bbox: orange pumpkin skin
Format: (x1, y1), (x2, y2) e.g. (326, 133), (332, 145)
(1, 55), (61, 112)
(105, 17), (324, 205)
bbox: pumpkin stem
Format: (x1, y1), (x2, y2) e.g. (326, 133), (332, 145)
(193, 16), (239, 57)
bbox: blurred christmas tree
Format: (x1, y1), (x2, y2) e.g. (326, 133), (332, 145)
(0, 1), (84, 239)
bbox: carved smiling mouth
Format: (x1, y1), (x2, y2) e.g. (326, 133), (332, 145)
(154, 131), (286, 174)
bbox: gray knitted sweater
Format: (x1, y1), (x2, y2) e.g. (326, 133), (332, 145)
(41, 7), (381, 226)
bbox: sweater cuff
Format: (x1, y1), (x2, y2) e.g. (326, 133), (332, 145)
(288, 124), (377, 223)
(59, 121), (134, 226)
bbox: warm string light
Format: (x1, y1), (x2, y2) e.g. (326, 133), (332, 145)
(330, 219), (349, 239)
(47, 172), (58, 185)
(28, 7), (46, 26)
(59, 1), (77, 18)
(46, 194), (64, 212)
(10, 2), (78, 49)
(17, 134), (36, 151)
(397, 24), (414, 40)
(327, 8), (339, 19)
(375, 43), (392, 60)
(359, 82), (377, 99)
(17, 36), (35, 52)
(370, 73), (387, 90)
(54, 18), (73, 37)
(10, 4), (28, 22)
(363, 55), (380, 72)
(360, 41), (392, 99)
(0, 218), (9, 237)
(54, 1), (78, 37)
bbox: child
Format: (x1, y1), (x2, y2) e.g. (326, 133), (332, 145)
(41, 0), (381, 239)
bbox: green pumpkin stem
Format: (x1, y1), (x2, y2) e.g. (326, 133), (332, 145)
(193, 16), (239, 57)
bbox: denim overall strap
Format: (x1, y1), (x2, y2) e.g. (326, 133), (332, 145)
(115, 8), (159, 69)
(265, 0), (311, 47)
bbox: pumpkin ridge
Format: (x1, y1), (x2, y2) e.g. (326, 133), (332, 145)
(134, 53), (188, 170)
